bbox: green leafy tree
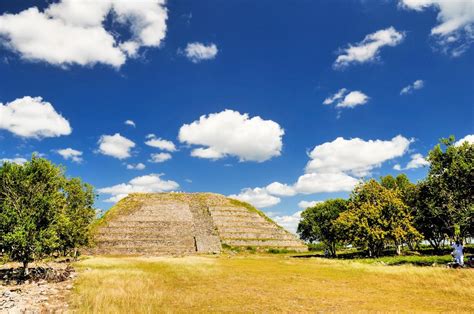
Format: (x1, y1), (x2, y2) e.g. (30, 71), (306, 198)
(414, 137), (474, 247)
(297, 199), (347, 257)
(0, 157), (65, 274)
(57, 178), (96, 257)
(0, 157), (96, 274)
(335, 180), (421, 257)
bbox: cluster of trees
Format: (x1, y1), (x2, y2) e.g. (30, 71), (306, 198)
(0, 157), (96, 274)
(298, 137), (473, 257)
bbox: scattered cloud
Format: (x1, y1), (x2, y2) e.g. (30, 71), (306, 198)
(183, 42), (218, 63)
(293, 172), (360, 194)
(0, 96), (71, 139)
(145, 134), (177, 152)
(97, 133), (135, 159)
(324, 89), (369, 108)
(400, 79), (424, 95)
(179, 109), (284, 162)
(399, 0), (474, 56)
(298, 200), (322, 209)
(0, 157), (27, 165)
(98, 173), (179, 203)
(393, 153), (429, 170)
(306, 135), (412, 177)
(334, 27), (405, 68)
(56, 148), (83, 163)
(268, 211), (302, 234)
(229, 188), (281, 208)
(0, 0), (168, 68)
(455, 134), (474, 146)
(265, 182), (297, 196)
(149, 152), (172, 163)
(125, 120), (136, 127)
(126, 163), (146, 170)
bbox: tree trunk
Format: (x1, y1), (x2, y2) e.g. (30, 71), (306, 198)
(396, 244), (402, 255)
(22, 260), (29, 277)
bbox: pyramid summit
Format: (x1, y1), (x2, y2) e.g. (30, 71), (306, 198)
(91, 192), (307, 255)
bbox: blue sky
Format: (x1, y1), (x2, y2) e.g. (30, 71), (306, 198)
(0, 0), (473, 232)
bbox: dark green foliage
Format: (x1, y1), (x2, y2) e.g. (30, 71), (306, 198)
(413, 137), (474, 249)
(298, 199), (347, 256)
(0, 156), (96, 273)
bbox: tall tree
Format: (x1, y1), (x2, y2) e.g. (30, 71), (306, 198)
(0, 157), (96, 274)
(335, 180), (421, 257)
(297, 199), (347, 257)
(414, 137), (474, 246)
(57, 178), (96, 257)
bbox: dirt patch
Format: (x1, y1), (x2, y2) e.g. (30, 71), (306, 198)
(1, 262), (75, 313)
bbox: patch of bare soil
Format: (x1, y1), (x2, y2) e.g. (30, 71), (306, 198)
(1, 261), (75, 313)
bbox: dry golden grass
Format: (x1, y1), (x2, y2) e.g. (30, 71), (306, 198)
(71, 255), (474, 313)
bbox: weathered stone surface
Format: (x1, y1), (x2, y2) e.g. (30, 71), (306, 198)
(91, 193), (307, 255)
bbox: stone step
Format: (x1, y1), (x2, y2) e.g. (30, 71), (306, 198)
(103, 221), (194, 228)
(96, 233), (195, 241)
(223, 239), (305, 247)
(115, 214), (193, 222)
(216, 226), (283, 233)
(211, 215), (267, 223)
(95, 238), (195, 247)
(224, 244), (308, 252)
(210, 211), (262, 218)
(92, 246), (197, 255)
(219, 232), (296, 240)
(209, 206), (251, 214)
(97, 226), (195, 234)
(213, 221), (279, 229)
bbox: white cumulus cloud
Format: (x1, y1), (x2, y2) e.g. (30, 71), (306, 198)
(98, 133), (135, 159)
(0, 157), (27, 165)
(298, 200), (322, 209)
(229, 188), (281, 208)
(0, 0), (168, 68)
(124, 120), (136, 127)
(334, 27), (405, 68)
(0, 96), (71, 139)
(324, 89), (369, 109)
(399, 0), (474, 56)
(145, 134), (177, 152)
(56, 148), (83, 163)
(179, 109), (284, 162)
(126, 163), (146, 170)
(98, 173), (179, 203)
(265, 182), (297, 196)
(400, 79), (425, 95)
(306, 135), (412, 177)
(149, 152), (172, 163)
(394, 153), (429, 170)
(294, 172), (360, 194)
(455, 134), (474, 146)
(184, 42), (218, 63)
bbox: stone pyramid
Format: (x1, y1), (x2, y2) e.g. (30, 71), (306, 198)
(91, 193), (307, 255)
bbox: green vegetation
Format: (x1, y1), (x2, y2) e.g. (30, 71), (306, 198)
(71, 255), (474, 313)
(0, 156), (96, 274)
(298, 137), (473, 257)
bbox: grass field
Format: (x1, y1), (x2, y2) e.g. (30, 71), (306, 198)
(71, 254), (474, 313)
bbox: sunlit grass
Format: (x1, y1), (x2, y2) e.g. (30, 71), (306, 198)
(72, 255), (474, 313)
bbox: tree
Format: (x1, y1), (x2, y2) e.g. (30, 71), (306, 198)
(0, 157), (96, 274)
(414, 137), (474, 246)
(335, 180), (421, 257)
(297, 199), (347, 257)
(57, 178), (96, 257)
